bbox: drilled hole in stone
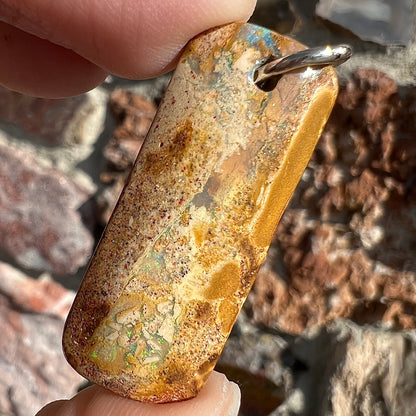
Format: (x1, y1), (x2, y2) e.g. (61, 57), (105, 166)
(255, 75), (282, 92)
(253, 55), (282, 92)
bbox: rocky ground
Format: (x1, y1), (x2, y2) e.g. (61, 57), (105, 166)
(1, 0), (416, 415)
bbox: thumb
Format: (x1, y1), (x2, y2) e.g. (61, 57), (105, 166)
(36, 371), (241, 416)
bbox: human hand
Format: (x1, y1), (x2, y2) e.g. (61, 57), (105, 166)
(36, 371), (240, 416)
(0, 0), (256, 98)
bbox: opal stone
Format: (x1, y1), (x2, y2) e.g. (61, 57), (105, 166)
(63, 23), (338, 402)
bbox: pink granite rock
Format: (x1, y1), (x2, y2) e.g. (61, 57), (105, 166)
(0, 143), (94, 274)
(0, 262), (83, 416)
(247, 69), (416, 333)
(0, 86), (86, 145)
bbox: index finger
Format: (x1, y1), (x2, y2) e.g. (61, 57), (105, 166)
(0, 0), (256, 78)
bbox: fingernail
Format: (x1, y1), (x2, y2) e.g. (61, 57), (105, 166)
(223, 379), (241, 416)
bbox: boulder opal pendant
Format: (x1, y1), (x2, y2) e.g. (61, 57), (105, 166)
(63, 23), (343, 402)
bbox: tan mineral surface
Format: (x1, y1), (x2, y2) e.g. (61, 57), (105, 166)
(63, 23), (338, 402)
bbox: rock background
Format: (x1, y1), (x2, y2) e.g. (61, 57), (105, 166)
(1, 0), (416, 415)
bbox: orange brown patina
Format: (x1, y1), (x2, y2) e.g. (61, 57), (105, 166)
(63, 23), (339, 402)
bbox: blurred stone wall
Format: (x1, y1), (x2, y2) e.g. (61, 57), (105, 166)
(0, 72), (170, 415)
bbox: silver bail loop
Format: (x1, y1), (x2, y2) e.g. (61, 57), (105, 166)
(254, 44), (352, 88)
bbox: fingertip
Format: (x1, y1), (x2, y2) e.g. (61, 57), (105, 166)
(223, 378), (241, 416)
(78, 371), (241, 416)
(34, 371), (240, 416)
(118, 0), (258, 78)
(202, 371), (241, 416)
(35, 399), (68, 416)
(0, 22), (108, 98)
(1, 0), (257, 81)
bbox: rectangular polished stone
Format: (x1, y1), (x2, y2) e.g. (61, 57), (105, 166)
(63, 22), (338, 402)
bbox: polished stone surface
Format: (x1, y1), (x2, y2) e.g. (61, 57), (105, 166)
(63, 23), (338, 402)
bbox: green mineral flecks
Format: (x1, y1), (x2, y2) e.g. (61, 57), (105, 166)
(89, 295), (182, 372)
(241, 24), (280, 56)
(63, 22), (339, 402)
(135, 249), (167, 284)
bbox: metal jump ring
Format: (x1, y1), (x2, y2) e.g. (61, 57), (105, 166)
(253, 44), (352, 88)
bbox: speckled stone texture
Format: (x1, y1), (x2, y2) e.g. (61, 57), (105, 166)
(63, 23), (338, 402)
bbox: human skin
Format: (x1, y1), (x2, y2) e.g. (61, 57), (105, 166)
(36, 371), (241, 416)
(1, 0), (255, 414)
(0, 0), (256, 97)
